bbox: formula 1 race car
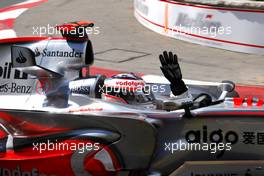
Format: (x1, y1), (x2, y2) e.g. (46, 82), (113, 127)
(0, 21), (264, 176)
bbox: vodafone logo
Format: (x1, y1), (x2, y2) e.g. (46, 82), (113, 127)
(233, 97), (264, 108)
(115, 80), (145, 87)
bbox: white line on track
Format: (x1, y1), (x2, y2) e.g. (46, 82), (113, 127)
(0, 8), (27, 20)
(0, 29), (17, 38)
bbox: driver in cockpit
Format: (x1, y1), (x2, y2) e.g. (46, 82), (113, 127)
(71, 51), (195, 111)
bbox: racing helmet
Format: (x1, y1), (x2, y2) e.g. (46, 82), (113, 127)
(102, 73), (155, 105)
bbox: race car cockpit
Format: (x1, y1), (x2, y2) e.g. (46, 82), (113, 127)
(69, 51), (199, 111)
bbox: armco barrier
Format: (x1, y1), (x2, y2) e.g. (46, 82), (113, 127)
(134, 0), (264, 55)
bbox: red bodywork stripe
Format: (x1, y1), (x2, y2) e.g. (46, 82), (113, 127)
(0, 36), (89, 44)
(0, 112), (69, 136)
(0, 37), (64, 44)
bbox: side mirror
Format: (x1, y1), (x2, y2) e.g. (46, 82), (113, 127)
(85, 40), (94, 65)
(216, 80), (236, 101)
(220, 80), (235, 93)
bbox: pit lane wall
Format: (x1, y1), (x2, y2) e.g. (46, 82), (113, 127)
(134, 0), (264, 55)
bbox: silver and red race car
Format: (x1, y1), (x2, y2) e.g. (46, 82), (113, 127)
(0, 22), (263, 176)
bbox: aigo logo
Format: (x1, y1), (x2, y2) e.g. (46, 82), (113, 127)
(233, 97), (264, 107)
(185, 125), (239, 145)
(185, 125), (238, 158)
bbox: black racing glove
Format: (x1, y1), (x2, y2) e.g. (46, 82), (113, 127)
(159, 51), (188, 96)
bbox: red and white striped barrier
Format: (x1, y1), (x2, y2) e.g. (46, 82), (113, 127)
(0, 0), (47, 39)
(134, 0), (264, 55)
